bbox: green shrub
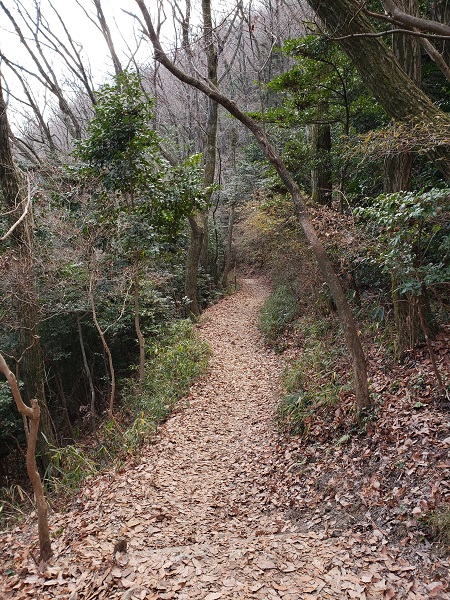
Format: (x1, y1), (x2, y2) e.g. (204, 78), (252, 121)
(122, 319), (210, 449)
(48, 443), (100, 495)
(277, 316), (345, 434)
(259, 285), (300, 345)
(42, 319), (210, 496)
(277, 362), (341, 434)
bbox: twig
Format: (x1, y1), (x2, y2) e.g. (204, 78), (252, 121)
(1, 175), (32, 242)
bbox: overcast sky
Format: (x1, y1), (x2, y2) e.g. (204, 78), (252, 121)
(0, 0), (251, 127)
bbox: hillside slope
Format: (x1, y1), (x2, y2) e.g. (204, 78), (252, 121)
(0, 279), (447, 599)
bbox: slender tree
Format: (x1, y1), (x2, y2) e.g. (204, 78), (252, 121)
(134, 0), (372, 415)
(0, 353), (52, 562)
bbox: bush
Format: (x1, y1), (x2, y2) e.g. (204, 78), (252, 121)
(41, 319), (210, 497)
(122, 319), (210, 449)
(259, 285), (300, 345)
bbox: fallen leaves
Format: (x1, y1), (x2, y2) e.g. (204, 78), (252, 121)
(0, 279), (449, 599)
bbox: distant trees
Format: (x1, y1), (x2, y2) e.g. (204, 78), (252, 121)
(134, 0), (372, 414)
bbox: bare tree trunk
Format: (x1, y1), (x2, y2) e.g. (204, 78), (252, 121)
(135, 0), (371, 415)
(77, 314), (96, 432)
(184, 0), (218, 308)
(308, 103), (332, 206)
(54, 369), (74, 440)
(185, 214), (205, 316)
(0, 2), (82, 138)
(0, 353), (52, 563)
(222, 203), (235, 288)
(134, 270), (145, 384)
(93, 0), (123, 77)
(89, 275), (115, 417)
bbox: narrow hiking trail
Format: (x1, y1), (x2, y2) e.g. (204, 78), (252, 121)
(0, 279), (436, 599)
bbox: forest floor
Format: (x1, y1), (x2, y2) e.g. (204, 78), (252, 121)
(0, 278), (449, 599)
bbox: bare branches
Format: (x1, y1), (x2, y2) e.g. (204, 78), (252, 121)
(0, 0), (82, 139)
(1, 175), (32, 242)
(92, 0), (123, 77)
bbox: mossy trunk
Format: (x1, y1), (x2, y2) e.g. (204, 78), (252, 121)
(185, 214), (205, 316)
(308, 103), (332, 206)
(184, 0), (218, 308)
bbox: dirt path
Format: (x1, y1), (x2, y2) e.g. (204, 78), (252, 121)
(1, 279), (432, 599)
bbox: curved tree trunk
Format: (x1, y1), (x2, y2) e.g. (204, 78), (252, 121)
(77, 315), (96, 433)
(89, 275), (115, 417)
(135, 0), (371, 415)
(0, 353), (52, 562)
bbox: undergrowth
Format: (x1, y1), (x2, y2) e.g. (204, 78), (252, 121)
(35, 319), (210, 504)
(120, 319), (210, 449)
(259, 284), (300, 346)
(425, 505), (450, 548)
(276, 315), (347, 435)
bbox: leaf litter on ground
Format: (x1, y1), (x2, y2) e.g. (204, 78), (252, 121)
(0, 278), (449, 599)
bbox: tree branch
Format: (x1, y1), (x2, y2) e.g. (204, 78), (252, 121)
(1, 175), (32, 242)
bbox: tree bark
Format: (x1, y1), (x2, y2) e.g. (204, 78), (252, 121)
(222, 203), (235, 288)
(0, 353), (52, 562)
(93, 0), (123, 77)
(77, 315), (96, 433)
(307, 102), (332, 206)
(185, 214), (205, 316)
(185, 0), (219, 307)
(306, 0), (450, 180)
(89, 275), (115, 417)
(134, 0), (371, 415)
(0, 2), (82, 139)
(134, 270), (145, 384)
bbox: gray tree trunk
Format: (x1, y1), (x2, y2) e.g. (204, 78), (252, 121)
(185, 0), (218, 312)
